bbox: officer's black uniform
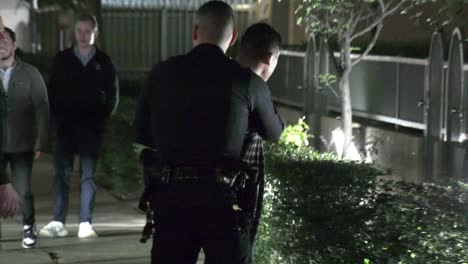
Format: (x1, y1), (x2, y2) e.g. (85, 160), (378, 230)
(135, 44), (283, 264)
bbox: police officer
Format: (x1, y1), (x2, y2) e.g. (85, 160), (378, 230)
(135, 1), (283, 263)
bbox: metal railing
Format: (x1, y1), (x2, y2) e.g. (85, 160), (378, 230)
(268, 35), (467, 134)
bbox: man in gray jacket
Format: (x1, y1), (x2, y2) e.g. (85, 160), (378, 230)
(0, 26), (50, 248)
(0, 17), (18, 221)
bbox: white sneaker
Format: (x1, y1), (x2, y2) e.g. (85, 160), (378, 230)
(78, 222), (98, 238)
(22, 225), (37, 248)
(39, 221), (68, 238)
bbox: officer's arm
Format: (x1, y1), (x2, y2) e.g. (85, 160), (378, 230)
(135, 66), (158, 147)
(250, 75), (284, 142)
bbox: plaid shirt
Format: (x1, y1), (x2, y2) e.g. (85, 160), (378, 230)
(241, 132), (264, 167)
(240, 131), (265, 238)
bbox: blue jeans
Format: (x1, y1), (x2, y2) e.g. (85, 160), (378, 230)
(52, 127), (101, 224)
(1, 152), (35, 226)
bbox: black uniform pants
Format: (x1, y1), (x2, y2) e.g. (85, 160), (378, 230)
(150, 183), (250, 264)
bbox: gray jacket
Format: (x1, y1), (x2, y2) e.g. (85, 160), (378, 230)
(2, 57), (50, 153)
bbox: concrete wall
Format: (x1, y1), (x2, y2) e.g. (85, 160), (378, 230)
(0, 0), (32, 52)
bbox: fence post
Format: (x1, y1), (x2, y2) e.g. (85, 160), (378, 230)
(424, 31), (444, 180)
(160, 8), (168, 61)
(443, 28), (464, 178)
(304, 34), (316, 117)
(313, 37), (330, 151)
(303, 34), (321, 150)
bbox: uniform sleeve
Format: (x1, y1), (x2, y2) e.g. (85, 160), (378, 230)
(30, 67), (50, 152)
(250, 74), (284, 142)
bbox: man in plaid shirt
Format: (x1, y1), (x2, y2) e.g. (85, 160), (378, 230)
(237, 23), (283, 263)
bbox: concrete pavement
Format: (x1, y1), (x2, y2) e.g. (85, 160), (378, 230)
(0, 154), (204, 264)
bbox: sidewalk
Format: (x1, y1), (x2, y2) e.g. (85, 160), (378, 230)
(0, 154), (204, 264)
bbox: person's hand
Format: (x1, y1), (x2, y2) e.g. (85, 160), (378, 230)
(0, 183), (18, 218)
(34, 151), (41, 160)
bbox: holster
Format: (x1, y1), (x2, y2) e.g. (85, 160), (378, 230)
(141, 148), (171, 186)
(141, 151), (252, 229)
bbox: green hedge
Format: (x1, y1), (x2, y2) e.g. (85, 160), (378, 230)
(98, 103), (468, 263)
(255, 131), (468, 264)
(99, 96), (141, 197)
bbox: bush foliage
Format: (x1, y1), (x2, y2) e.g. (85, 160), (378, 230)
(99, 103), (468, 263)
(99, 97), (141, 196)
(255, 121), (468, 264)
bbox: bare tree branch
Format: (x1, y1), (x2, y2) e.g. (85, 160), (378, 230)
(349, 10), (362, 35)
(350, 0), (385, 41)
(327, 38), (343, 76)
(351, 23), (383, 67)
(350, 0), (407, 41)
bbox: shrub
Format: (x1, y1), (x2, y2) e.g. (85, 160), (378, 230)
(99, 96), (141, 197)
(255, 121), (468, 264)
(118, 77), (145, 97)
(98, 107), (468, 263)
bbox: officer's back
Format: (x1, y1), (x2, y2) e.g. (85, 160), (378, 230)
(136, 18), (282, 169)
(135, 2), (283, 263)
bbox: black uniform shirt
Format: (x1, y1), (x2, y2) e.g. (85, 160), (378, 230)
(135, 44), (283, 167)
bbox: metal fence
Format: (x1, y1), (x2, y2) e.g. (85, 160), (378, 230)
(30, 3), (467, 139)
(101, 6), (252, 79)
(31, 4), (253, 80)
(31, 10), (61, 57)
(101, 0), (256, 9)
(269, 31), (468, 134)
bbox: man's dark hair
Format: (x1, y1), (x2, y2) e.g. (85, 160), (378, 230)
(196, 1), (235, 42)
(240, 23), (282, 60)
(75, 13), (98, 31)
(3, 27), (16, 43)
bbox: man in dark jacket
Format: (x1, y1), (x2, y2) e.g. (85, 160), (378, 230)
(236, 22), (282, 264)
(40, 13), (117, 239)
(135, 1), (283, 263)
(0, 25), (50, 249)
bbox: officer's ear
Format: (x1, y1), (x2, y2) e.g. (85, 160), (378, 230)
(228, 27), (238, 47)
(260, 52), (273, 66)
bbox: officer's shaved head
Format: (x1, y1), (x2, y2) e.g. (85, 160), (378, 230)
(193, 1), (237, 52)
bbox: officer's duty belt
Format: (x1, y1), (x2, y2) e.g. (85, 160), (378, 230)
(169, 166), (217, 183)
(145, 163), (241, 186)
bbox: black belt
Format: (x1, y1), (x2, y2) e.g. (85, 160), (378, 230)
(144, 163), (241, 185)
(170, 166), (218, 183)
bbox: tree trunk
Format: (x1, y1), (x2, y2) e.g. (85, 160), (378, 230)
(340, 69), (353, 158)
(340, 41), (353, 159)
